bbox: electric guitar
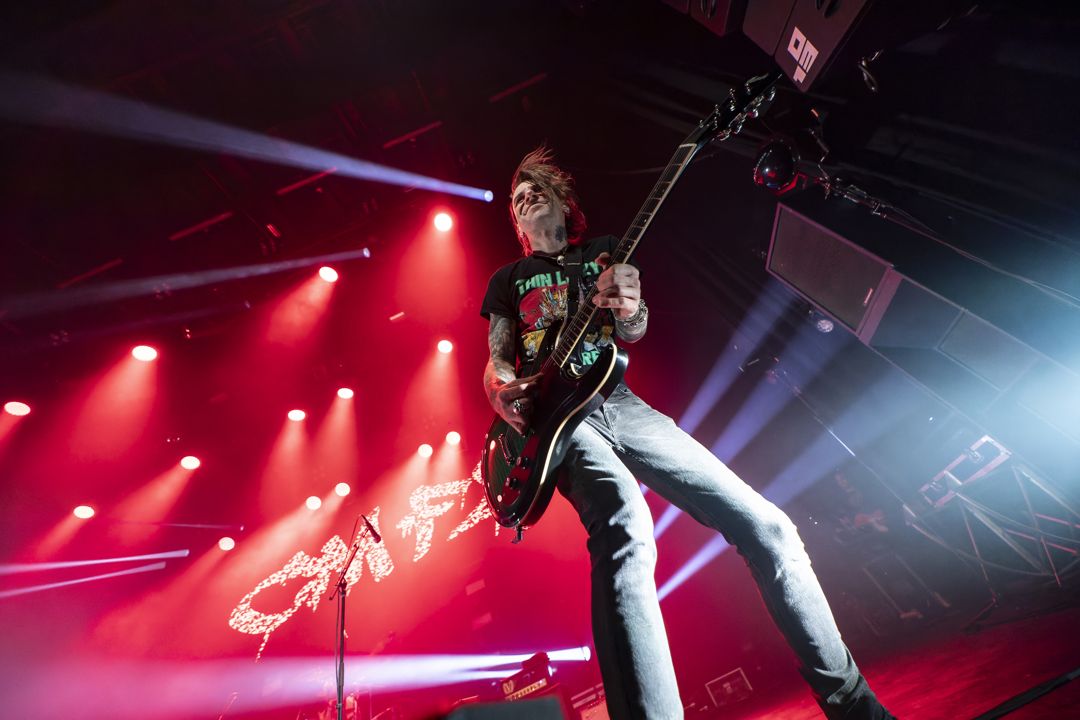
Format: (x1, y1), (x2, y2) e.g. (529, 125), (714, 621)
(481, 72), (781, 538)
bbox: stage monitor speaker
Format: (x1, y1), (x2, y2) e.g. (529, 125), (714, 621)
(766, 195), (1080, 487)
(742, 0), (974, 91)
(767, 206), (896, 334)
(443, 697), (564, 720)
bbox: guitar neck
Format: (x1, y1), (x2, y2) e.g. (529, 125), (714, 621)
(549, 140), (704, 369)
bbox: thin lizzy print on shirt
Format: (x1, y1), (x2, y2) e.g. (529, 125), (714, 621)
(481, 236), (625, 377)
(515, 259), (615, 375)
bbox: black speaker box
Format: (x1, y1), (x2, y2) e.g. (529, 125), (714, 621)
(441, 697), (564, 720)
(767, 192), (1080, 486)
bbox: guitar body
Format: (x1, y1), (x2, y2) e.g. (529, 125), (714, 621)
(482, 322), (628, 529)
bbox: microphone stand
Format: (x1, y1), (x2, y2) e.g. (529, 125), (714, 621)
(327, 515), (380, 720)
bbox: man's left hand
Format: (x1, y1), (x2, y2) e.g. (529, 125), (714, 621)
(593, 252), (641, 320)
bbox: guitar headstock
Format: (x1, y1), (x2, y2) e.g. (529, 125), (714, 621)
(688, 71), (782, 147)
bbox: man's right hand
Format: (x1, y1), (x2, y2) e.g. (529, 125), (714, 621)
(493, 373), (542, 434)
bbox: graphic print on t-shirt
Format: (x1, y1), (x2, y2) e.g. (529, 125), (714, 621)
(514, 260), (615, 374)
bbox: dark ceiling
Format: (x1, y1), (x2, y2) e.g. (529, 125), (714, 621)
(3, 1), (1080, 362)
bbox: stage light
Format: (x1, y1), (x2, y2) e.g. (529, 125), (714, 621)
(287, 409), (306, 422)
(4, 401), (31, 416)
(73, 505), (95, 519)
(131, 345), (158, 362)
(547, 646), (593, 662)
(433, 212), (453, 232)
(218, 537), (236, 551)
(752, 139), (799, 194)
(318, 266), (339, 283)
(437, 339), (453, 354)
(180, 455), (201, 470)
(418, 443), (433, 459)
(446, 431), (461, 446)
(810, 310), (835, 333)
(305, 496), (322, 510)
(337, 387), (354, 399)
(334, 482), (351, 497)
(0, 72), (494, 205)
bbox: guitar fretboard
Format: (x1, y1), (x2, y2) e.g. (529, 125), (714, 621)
(548, 142), (701, 369)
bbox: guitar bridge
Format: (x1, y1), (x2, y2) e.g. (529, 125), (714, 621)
(497, 434), (514, 465)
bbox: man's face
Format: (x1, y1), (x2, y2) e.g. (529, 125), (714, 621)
(512, 180), (565, 245)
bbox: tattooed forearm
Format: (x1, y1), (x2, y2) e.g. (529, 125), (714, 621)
(484, 315), (517, 405)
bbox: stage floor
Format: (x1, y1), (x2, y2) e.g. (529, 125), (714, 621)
(723, 597), (1080, 719)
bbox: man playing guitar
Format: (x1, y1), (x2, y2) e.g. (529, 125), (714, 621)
(481, 147), (895, 720)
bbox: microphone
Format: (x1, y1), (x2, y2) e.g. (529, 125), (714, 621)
(360, 514), (382, 543)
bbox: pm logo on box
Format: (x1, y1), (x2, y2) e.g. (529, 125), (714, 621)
(787, 27), (819, 84)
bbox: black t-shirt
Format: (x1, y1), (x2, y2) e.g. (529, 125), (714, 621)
(481, 235), (630, 374)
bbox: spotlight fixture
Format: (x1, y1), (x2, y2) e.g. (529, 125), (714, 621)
(334, 482), (351, 497)
(437, 339), (453, 354)
(180, 455), (201, 470)
(337, 387), (355, 399)
(305, 496), (322, 510)
(218, 537), (236, 551)
(131, 345), (158, 362)
(806, 308), (835, 333)
(418, 443), (434, 459)
(73, 505), (95, 519)
(434, 212), (454, 232)
(287, 409), (306, 422)
(446, 431), (461, 446)
(752, 139), (800, 194)
(3, 401), (31, 416)
(319, 266), (339, 283)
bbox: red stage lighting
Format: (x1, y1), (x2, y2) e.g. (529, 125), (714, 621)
(180, 455), (201, 470)
(446, 431), (461, 446)
(318, 266), (339, 283)
(437, 339), (453, 354)
(334, 482), (351, 497)
(131, 345), (158, 362)
(218, 537), (236, 551)
(418, 443), (433, 459)
(3, 401), (31, 416)
(433, 212), (454, 232)
(287, 409), (306, 422)
(73, 505), (95, 519)
(305, 496), (322, 510)
(337, 387), (354, 399)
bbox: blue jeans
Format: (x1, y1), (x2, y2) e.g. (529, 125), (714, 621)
(557, 385), (889, 720)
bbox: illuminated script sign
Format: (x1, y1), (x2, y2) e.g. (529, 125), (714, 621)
(228, 463), (497, 657)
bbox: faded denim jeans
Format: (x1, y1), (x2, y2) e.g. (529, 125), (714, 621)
(557, 385), (890, 720)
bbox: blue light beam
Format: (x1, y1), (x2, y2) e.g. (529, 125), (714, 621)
(0, 71), (494, 202)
